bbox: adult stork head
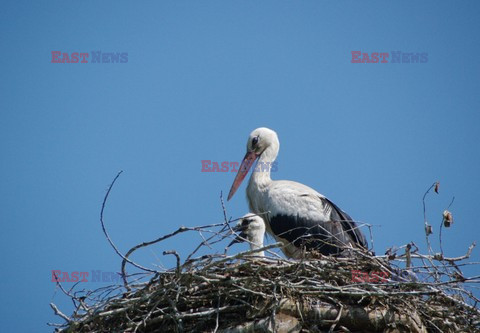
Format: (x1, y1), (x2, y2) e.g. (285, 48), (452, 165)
(228, 213), (266, 256)
(228, 127), (279, 201)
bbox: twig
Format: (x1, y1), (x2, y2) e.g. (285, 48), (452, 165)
(213, 291), (221, 333)
(50, 303), (71, 323)
(100, 171), (157, 275)
(422, 182), (438, 255)
(439, 196), (455, 255)
(328, 302), (344, 333)
(163, 250), (181, 278)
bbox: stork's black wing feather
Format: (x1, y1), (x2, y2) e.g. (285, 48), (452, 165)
(321, 197), (367, 248)
(269, 214), (346, 255)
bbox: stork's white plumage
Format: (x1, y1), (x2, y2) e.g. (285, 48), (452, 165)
(228, 213), (266, 256)
(227, 127), (367, 258)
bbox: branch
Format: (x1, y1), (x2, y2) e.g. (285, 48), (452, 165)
(422, 181), (438, 255)
(50, 303), (71, 323)
(100, 171), (157, 275)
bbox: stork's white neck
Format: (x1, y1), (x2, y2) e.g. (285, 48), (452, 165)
(249, 143), (277, 186)
(247, 137), (279, 216)
(249, 233), (265, 256)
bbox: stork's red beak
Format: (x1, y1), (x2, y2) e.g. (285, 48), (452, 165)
(227, 151), (258, 200)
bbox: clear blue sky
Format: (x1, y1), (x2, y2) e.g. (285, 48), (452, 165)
(1, 1), (479, 331)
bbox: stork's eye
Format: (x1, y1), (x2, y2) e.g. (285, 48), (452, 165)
(252, 136), (259, 147)
(242, 218), (251, 226)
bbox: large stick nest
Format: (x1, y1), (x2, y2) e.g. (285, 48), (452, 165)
(49, 176), (480, 332)
(53, 249), (479, 332)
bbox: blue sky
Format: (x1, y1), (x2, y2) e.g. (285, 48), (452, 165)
(1, 1), (479, 331)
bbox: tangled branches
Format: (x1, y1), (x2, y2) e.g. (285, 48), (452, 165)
(49, 174), (480, 332)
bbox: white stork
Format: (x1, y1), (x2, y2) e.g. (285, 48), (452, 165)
(228, 213), (266, 256)
(227, 127), (367, 258)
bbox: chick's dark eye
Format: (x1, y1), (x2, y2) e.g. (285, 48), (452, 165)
(252, 136), (259, 147)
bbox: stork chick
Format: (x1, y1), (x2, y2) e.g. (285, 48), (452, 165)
(228, 213), (266, 256)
